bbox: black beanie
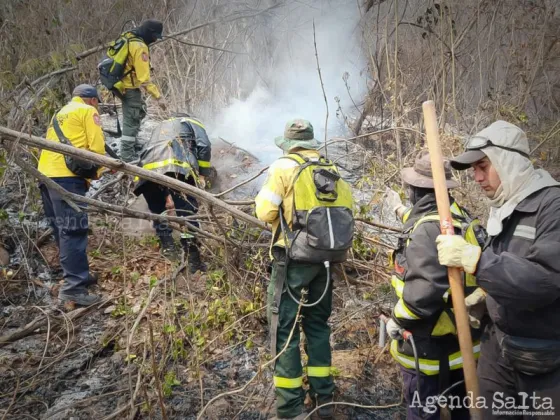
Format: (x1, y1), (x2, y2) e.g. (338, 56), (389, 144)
(134, 19), (163, 45)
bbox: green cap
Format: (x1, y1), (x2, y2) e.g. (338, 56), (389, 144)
(274, 119), (321, 152)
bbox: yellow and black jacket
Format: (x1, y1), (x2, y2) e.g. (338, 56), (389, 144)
(389, 193), (484, 376)
(38, 97), (106, 179)
(114, 32), (161, 99)
(133, 116), (211, 193)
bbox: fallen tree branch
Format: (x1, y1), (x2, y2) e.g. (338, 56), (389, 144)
(15, 66), (78, 105)
(0, 125), (266, 230)
(218, 137), (261, 162)
(320, 126), (424, 150)
(362, 235), (396, 250)
(0, 306), (93, 348)
(213, 166), (269, 198)
(11, 154), (241, 245)
(356, 218), (401, 233)
(52, 3), (282, 66)
(163, 35), (246, 54)
(154, 4), (280, 48)
(35, 227), (54, 248)
(90, 172), (125, 199)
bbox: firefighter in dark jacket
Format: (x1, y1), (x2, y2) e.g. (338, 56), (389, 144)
(133, 114), (211, 273)
(385, 152), (485, 420)
(436, 120), (560, 420)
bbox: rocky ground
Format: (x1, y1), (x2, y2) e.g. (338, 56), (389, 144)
(0, 113), (405, 419)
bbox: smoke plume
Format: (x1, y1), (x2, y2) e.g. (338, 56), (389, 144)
(208, 0), (367, 165)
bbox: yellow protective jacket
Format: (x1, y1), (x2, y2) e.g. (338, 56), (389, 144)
(255, 149), (322, 252)
(114, 33), (161, 99)
(38, 97), (106, 178)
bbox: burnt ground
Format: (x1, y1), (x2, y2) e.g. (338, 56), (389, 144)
(0, 231), (404, 420)
(0, 135), (405, 419)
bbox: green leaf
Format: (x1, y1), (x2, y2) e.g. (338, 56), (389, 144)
(163, 324), (176, 334)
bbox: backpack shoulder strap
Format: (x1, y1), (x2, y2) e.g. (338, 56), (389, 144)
(280, 153), (307, 165)
(51, 113), (72, 147)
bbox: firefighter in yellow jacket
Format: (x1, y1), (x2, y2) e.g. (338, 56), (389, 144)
(384, 152), (486, 419)
(114, 19), (166, 163)
(255, 120), (355, 419)
(38, 84), (106, 306)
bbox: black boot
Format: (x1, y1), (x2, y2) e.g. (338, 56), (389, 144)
(314, 396), (334, 419)
(85, 272), (99, 287)
(184, 242), (207, 273)
(160, 235), (180, 261)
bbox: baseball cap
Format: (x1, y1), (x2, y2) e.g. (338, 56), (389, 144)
(72, 84), (101, 102)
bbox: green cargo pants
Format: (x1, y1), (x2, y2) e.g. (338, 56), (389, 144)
(120, 88), (147, 163)
(267, 260), (335, 418)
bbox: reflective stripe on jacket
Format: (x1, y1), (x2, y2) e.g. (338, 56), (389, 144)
(476, 186), (560, 339)
(255, 149), (321, 252)
(389, 193), (482, 374)
(114, 33), (161, 99)
(390, 340), (481, 376)
(184, 118), (212, 176)
(37, 97), (105, 178)
(135, 117), (211, 184)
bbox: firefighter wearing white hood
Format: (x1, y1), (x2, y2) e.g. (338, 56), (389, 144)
(435, 120), (560, 419)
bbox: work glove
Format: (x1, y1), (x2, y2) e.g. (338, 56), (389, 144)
(435, 235), (481, 274)
(384, 187), (407, 220)
(198, 175), (206, 190)
(386, 318), (404, 340)
(465, 287), (487, 329)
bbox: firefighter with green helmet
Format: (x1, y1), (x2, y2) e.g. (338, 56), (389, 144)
(384, 152), (486, 420)
(255, 119), (355, 419)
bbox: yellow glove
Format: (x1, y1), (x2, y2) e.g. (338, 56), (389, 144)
(465, 288), (487, 329)
(435, 235), (481, 274)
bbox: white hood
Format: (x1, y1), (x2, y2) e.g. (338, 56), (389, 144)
(479, 121), (559, 236)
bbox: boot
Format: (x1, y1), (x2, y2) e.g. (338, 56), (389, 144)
(314, 397), (334, 419)
(59, 291), (102, 307)
(185, 243), (207, 273)
(160, 235), (180, 261)
(85, 272), (99, 287)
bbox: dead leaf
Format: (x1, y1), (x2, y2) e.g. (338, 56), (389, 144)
(104, 305), (116, 315)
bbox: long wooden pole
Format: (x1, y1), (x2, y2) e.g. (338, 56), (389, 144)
(422, 100), (481, 419)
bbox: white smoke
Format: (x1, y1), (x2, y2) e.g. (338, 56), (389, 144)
(208, 0), (367, 165)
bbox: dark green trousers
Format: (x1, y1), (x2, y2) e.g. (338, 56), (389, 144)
(267, 260), (335, 418)
(120, 88), (146, 163)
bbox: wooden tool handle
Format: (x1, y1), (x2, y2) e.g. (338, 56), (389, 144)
(422, 100), (481, 419)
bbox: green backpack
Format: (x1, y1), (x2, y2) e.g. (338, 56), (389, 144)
(98, 32), (142, 91)
(278, 153), (355, 264)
